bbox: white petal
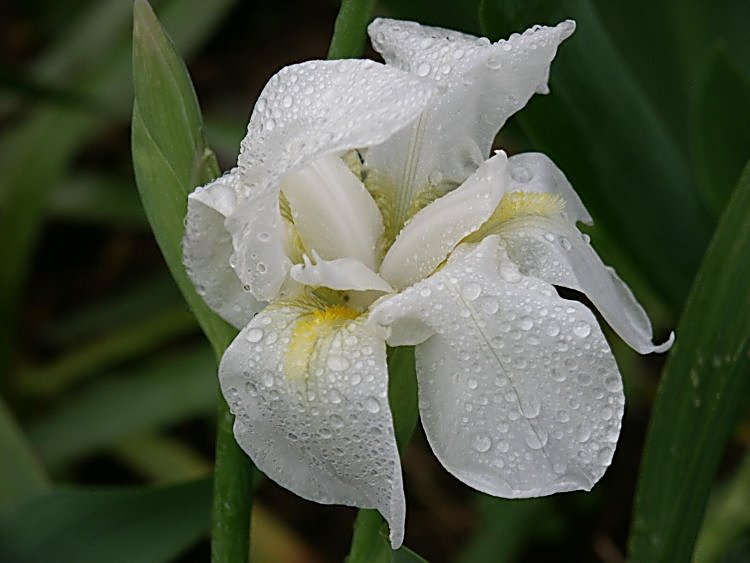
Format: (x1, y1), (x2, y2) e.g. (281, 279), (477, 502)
(379, 151), (508, 289)
(291, 253), (393, 293)
(365, 19), (574, 228)
(228, 59), (437, 301)
(371, 236), (624, 497)
(507, 153), (592, 225)
(499, 216), (672, 354)
(281, 154), (384, 269)
(219, 304), (405, 547)
(183, 169), (264, 328)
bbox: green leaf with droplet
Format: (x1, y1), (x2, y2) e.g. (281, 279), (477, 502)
(628, 158), (750, 562)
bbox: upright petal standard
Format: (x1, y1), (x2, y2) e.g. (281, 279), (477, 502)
(183, 17), (672, 548)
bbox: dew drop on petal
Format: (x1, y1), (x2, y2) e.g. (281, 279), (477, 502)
(246, 328), (264, 343)
(471, 432), (492, 453)
(573, 321), (591, 338)
(416, 62), (431, 77)
(327, 355), (350, 372)
(462, 283), (482, 301)
(510, 164), (533, 183)
(364, 397), (381, 413)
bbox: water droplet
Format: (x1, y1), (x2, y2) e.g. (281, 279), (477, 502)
(419, 287), (432, 297)
(245, 381), (258, 396)
(543, 323), (561, 339)
(573, 321), (591, 338)
(499, 263), (521, 282)
(524, 427), (547, 449)
(330, 414), (344, 428)
(364, 397), (381, 413)
(576, 423), (592, 443)
(486, 55), (503, 69)
(327, 356), (350, 372)
(329, 390), (342, 404)
(518, 316), (534, 331)
(467, 378), (478, 390)
(246, 328), (264, 343)
(551, 368), (567, 382)
(553, 461), (567, 474)
(416, 62), (431, 77)
(471, 432), (492, 452)
(543, 232), (555, 242)
(261, 371), (275, 388)
(256, 262), (268, 273)
(510, 164), (533, 183)
(319, 427), (332, 439)
(281, 95), (293, 108)
(520, 395), (541, 418)
(497, 440), (510, 452)
(559, 236), (572, 251)
(257, 231), (270, 241)
(604, 376), (620, 392)
(462, 283), (482, 301)
(480, 296), (499, 314)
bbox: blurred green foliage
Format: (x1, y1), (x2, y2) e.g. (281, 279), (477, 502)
(0, 0), (748, 561)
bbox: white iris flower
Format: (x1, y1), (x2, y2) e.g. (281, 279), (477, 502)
(183, 18), (672, 547)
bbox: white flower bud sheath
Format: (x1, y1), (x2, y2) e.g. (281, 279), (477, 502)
(182, 18), (672, 548)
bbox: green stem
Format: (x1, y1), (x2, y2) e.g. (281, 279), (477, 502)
(212, 393), (254, 562)
(327, 0), (378, 60)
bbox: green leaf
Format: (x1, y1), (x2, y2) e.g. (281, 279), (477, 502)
(327, 0), (378, 60)
(0, 0), (238, 372)
(695, 453), (750, 563)
(0, 398), (47, 507)
(132, 0), (234, 356)
(132, 4), (254, 562)
(48, 173), (146, 226)
(479, 0), (712, 311)
(28, 348), (217, 468)
(459, 496), (561, 563)
(692, 46), (750, 217)
(20, 307), (197, 397)
(0, 479), (212, 563)
(628, 158), (750, 562)
(388, 346), (419, 452)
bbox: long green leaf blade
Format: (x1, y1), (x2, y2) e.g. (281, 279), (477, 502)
(628, 159), (750, 562)
(0, 398), (48, 507)
(0, 479), (212, 563)
(132, 3), (253, 562)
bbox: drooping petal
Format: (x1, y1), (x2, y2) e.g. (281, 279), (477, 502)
(219, 303), (405, 547)
(365, 19), (575, 230)
(281, 153), (384, 269)
(498, 215), (672, 354)
(507, 153), (592, 225)
(290, 253), (393, 293)
(226, 59), (437, 302)
(183, 169), (263, 328)
(379, 151), (508, 289)
(371, 236), (624, 497)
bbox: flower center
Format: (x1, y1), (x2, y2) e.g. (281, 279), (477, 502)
(285, 305), (360, 381)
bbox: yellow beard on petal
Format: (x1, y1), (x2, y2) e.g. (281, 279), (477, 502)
(285, 305), (360, 382)
(466, 191), (566, 243)
(493, 191), (565, 223)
